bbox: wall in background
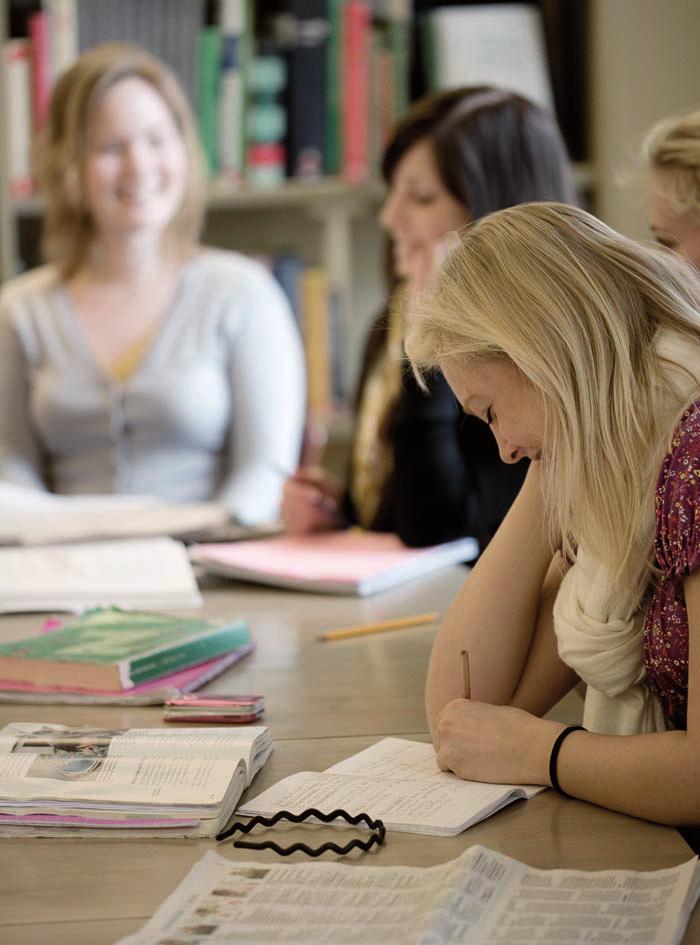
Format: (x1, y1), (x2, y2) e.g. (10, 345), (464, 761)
(591, 0), (700, 240)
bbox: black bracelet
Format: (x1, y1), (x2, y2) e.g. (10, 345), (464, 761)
(549, 725), (586, 798)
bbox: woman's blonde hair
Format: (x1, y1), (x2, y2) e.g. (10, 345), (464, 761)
(644, 107), (700, 218)
(36, 43), (205, 278)
(406, 202), (700, 589)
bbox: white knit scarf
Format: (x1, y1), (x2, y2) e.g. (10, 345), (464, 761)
(553, 331), (700, 735)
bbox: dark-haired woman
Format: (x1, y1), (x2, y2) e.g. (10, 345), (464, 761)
(282, 87), (576, 550)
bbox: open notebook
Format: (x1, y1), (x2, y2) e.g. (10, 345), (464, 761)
(239, 737), (543, 836)
(191, 530), (477, 596)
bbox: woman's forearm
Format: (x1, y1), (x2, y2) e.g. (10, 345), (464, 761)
(425, 463), (554, 734)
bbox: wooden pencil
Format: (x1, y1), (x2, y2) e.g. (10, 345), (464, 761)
(318, 612), (439, 642)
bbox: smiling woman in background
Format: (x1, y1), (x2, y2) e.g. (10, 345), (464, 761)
(0, 43), (305, 525)
(282, 87), (577, 551)
(645, 106), (700, 269)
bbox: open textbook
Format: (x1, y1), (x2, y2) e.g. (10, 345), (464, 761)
(0, 536), (202, 612)
(0, 482), (282, 546)
(239, 737), (543, 836)
(0, 722), (271, 837)
(0, 482), (231, 545)
(191, 530), (477, 596)
(115, 845), (700, 945)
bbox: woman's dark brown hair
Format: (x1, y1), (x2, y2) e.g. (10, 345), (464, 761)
(381, 86), (577, 218)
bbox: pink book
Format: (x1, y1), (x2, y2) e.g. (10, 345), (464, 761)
(191, 531), (477, 596)
(28, 11), (51, 132)
(342, 0), (371, 183)
(0, 644), (254, 705)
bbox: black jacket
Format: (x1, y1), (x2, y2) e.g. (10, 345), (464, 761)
(342, 312), (527, 551)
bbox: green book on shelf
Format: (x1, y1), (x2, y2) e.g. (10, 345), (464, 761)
(0, 608), (250, 691)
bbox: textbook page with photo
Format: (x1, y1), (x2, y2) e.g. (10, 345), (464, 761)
(0, 722), (271, 838)
(0, 536), (202, 612)
(239, 737), (543, 836)
(116, 845), (700, 945)
(191, 530), (477, 596)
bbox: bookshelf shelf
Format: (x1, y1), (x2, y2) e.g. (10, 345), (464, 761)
(10, 178), (385, 220)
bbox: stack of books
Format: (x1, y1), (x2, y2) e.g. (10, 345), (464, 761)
(0, 721), (271, 837)
(0, 607), (254, 705)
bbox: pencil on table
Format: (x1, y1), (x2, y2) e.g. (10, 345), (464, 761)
(318, 612), (439, 642)
(461, 649), (471, 699)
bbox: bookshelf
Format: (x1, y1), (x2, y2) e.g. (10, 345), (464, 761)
(0, 0), (615, 406)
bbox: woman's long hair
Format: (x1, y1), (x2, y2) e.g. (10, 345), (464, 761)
(406, 202), (700, 594)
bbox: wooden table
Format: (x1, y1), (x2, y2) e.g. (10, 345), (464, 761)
(0, 567), (697, 945)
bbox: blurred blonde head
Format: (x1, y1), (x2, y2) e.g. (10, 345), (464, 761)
(644, 107), (700, 217)
(406, 202), (700, 586)
(36, 43), (205, 278)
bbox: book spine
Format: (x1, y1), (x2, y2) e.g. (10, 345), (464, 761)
(324, 0), (343, 175)
(385, 0), (409, 119)
(197, 23), (222, 175)
(46, 0), (78, 80)
(218, 0), (249, 185)
(124, 621), (251, 688)
(301, 266), (332, 416)
(272, 253), (305, 328)
(286, 0), (327, 180)
(28, 10), (51, 133)
(342, 0), (371, 183)
(4, 39), (33, 199)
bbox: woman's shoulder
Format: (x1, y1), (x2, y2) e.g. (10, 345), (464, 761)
(186, 247), (278, 293)
(655, 403), (700, 569)
(666, 402), (700, 471)
(0, 265), (60, 313)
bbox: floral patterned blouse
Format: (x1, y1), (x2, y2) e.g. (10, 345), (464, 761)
(644, 402), (700, 730)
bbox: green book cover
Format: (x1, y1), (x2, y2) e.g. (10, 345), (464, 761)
(325, 0), (344, 176)
(0, 608), (250, 690)
(198, 25), (222, 175)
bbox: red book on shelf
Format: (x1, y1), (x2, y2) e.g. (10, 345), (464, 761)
(342, 0), (371, 183)
(28, 10), (52, 132)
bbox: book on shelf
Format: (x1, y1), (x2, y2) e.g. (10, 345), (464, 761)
(421, 3), (554, 113)
(285, 0), (327, 180)
(217, 0), (251, 185)
(342, 0), (372, 183)
(45, 0), (78, 78)
(198, 20), (222, 175)
(0, 606), (251, 690)
(4, 38), (33, 199)
(240, 737), (543, 836)
(27, 9), (51, 132)
(0, 645), (252, 706)
(190, 530), (477, 596)
(0, 721), (272, 837)
(113, 844), (700, 945)
(0, 536), (202, 612)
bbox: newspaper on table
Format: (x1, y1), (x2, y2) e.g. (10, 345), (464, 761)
(116, 844), (700, 945)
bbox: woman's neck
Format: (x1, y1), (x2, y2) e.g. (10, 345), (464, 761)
(80, 231), (185, 285)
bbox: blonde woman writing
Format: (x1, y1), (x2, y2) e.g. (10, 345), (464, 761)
(406, 202), (700, 827)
